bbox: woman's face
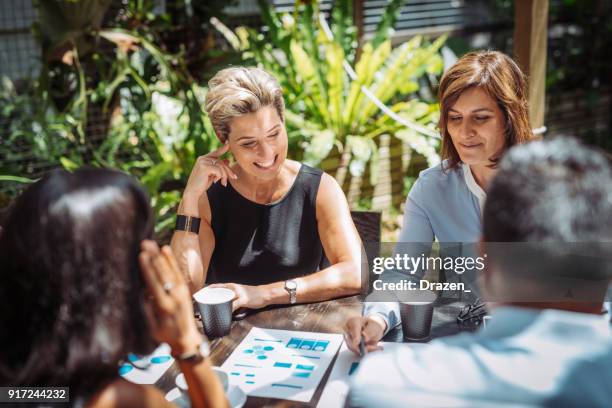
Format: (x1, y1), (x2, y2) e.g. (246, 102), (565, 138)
(446, 87), (506, 167)
(227, 105), (288, 180)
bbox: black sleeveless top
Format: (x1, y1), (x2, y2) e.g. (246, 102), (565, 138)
(206, 164), (324, 285)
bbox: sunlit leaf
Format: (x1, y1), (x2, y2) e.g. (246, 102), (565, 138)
(398, 80), (419, 94)
(59, 156), (80, 171)
(396, 128), (441, 167)
(347, 135), (372, 177)
(303, 129), (335, 166)
(367, 138), (379, 185)
(325, 42), (344, 135)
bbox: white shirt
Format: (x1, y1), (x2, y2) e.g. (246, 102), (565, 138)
(349, 307), (612, 407)
(461, 163), (486, 214)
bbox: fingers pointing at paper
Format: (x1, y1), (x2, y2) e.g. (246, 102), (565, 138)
(344, 316), (385, 356)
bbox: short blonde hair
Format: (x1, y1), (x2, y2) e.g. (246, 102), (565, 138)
(205, 67), (285, 142)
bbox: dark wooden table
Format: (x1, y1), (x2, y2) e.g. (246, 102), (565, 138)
(156, 295), (477, 407)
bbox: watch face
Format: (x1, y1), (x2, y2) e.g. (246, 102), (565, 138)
(286, 280), (297, 290)
(199, 341), (211, 358)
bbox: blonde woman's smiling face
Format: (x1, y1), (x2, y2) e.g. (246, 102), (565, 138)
(227, 105), (288, 180)
(447, 87), (506, 167)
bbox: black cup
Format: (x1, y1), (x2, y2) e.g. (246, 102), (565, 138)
(193, 287), (234, 338)
(399, 290), (437, 341)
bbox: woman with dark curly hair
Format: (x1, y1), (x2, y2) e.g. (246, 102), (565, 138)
(0, 168), (227, 407)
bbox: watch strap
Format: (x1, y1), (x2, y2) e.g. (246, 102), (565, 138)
(285, 280), (297, 304)
(175, 215), (201, 233)
(172, 341), (210, 363)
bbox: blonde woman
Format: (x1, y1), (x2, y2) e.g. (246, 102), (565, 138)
(171, 67), (362, 311)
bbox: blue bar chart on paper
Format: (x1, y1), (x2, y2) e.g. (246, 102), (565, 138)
(220, 328), (343, 402)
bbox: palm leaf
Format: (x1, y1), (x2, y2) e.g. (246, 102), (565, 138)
(343, 42), (372, 128)
(299, 2), (329, 119)
(303, 129), (335, 167)
(331, 0), (356, 62)
(0, 175), (37, 184)
(396, 35), (447, 84)
(344, 40), (391, 130)
(358, 36), (422, 123)
(256, 0), (284, 45)
(371, 0), (404, 49)
(347, 135), (373, 177)
(367, 138), (380, 185)
(325, 41), (345, 137)
(290, 39), (329, 125)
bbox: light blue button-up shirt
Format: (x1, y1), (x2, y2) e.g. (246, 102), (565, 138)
(349, 307), (612, 407)
(365, 161), (484, 332)
(398, 161), (483, 243)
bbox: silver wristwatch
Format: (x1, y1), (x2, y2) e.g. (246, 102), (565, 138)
(284, 279), (298, 304)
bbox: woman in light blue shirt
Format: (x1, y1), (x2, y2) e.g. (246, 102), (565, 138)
(345, 50), (535, 352)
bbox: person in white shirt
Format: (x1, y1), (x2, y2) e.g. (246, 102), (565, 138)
(346, 137), (612, 407)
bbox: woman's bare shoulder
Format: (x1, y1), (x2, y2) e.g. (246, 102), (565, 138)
(315, 171), (347, 211)
(87, 378), (171, 408)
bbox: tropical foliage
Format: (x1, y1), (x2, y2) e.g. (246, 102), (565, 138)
(1, 0), (232, 234)
(2, 0), (446, 235)
(217, 0), (445, 183)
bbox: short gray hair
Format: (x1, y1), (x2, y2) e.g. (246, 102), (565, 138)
(205, 67), (285, 142)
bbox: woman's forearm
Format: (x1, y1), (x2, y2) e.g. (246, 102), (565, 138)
(174, 333), (229, 408)
(170, 233), (204, 293)
(171, 193), (205, 293)
(179, 358), (229, 408)
(262, 260), (361, 305)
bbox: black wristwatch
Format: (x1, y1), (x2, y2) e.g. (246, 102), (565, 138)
(175, 214), (201, 234)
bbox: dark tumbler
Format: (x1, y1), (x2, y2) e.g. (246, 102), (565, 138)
(399, 290), (437, 341)
(193, 287), (234, 338)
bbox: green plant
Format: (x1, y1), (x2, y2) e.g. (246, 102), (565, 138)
(216, 0), (445, 184)
(0, 175), (36, 184)
(2, 0), (233, 236)
(95, 73), (219, 234)
(0, 75), (86, 174)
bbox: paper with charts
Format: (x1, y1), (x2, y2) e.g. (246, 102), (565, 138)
(317, 341), (429, 408)
(220, 327), (343, 402)
(119, 343), (174, 384)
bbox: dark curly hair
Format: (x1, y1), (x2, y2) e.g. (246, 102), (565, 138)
(0, 168), (156, 401)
